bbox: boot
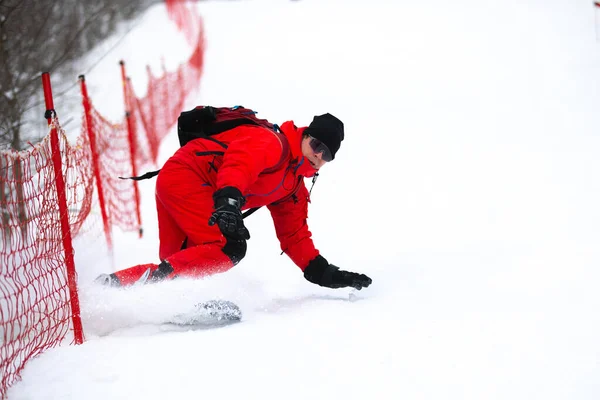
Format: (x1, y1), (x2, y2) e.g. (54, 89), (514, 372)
(149, 260), (175, 282)
(94, 273), (121, 287)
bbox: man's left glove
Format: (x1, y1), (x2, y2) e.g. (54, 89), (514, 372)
(208, 186), (250, 240)
(304, 255), (372, 290)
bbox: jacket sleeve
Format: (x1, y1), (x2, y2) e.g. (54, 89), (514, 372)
(216, 125), (283, 193)
(267, 181), (319, 270)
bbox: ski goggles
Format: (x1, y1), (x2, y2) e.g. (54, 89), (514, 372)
(308, 136), (333, 162)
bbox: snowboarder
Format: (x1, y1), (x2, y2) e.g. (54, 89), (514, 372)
(95, 110), (372, 291)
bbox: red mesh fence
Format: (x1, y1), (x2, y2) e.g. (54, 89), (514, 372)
(0, 4), (205, 396)
(84, 105), (142, 237)
(0, 120), (91, 395)
(165, 0), (203, 46)
(133, 31), (205, 165)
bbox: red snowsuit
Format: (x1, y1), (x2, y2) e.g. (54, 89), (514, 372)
(114, 121), (320, 285)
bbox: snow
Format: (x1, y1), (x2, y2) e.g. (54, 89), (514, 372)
(6, 0), (600, 399)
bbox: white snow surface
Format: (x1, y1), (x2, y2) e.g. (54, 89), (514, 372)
(7, 0), (600, 399)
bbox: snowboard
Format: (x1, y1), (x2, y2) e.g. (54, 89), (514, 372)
(167, 299), (242, 327)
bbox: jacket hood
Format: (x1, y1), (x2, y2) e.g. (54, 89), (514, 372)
(279, 121), (318, 178)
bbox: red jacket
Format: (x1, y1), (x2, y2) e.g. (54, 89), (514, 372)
(168, 120), (320, 270)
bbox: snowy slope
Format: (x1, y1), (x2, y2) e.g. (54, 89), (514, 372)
(7, 0), (600, 399)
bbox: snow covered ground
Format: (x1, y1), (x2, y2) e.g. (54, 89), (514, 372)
(7, 0), (600, 399)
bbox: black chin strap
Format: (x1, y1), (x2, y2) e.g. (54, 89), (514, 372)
(309, 172), (319, 196)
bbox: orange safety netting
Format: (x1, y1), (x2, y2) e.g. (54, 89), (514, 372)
(83, 106), (142, 239)
(133, 30), (205, 165)
(0, 6), (205, 396)
(0, 121), (92, 394)
(165, 0), (203, 46)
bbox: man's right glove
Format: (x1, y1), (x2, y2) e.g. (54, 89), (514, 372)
(303, 255), (372, 290)
(208, 186), (250, 240)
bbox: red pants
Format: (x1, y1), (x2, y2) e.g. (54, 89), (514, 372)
(114, 160), (240, 286)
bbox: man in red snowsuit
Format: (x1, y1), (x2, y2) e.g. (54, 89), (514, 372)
(96, 112), (371, 290)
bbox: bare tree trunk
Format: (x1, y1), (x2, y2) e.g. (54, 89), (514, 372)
(6, 111), (28, 242)
(13, 159), (27, 242)
(0, 0), (155, 149)
(0, 156), (11, 247)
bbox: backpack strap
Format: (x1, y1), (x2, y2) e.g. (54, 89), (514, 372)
(241, 126), (290, 219)
(242, 207), (261, 219)
(119, 170), (160, 181)
(261, 126), (290, 175)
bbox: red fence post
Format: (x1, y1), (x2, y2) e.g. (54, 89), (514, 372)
(41, 72), (84, 345)
(161, 58), (170, 121)
(78, 75), (112, 250)
(145, 65), (159, 163)
(119, 61), (143, 237)
(596, 2), (600, 42)
(178, 67), (185, 114)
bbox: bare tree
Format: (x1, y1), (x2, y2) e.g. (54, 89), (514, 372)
(0, 0), (157, 244)
(0, 0), (155, 150)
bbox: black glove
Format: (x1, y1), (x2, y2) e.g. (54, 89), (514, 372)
(304, 255), (372, 290)
(208, 186), (250, 240)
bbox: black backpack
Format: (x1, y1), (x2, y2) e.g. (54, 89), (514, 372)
(178, 105), (279, 147)
(125, 105), (289, 181)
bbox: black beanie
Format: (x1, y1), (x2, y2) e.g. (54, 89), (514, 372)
(304, 113), (344, 160)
